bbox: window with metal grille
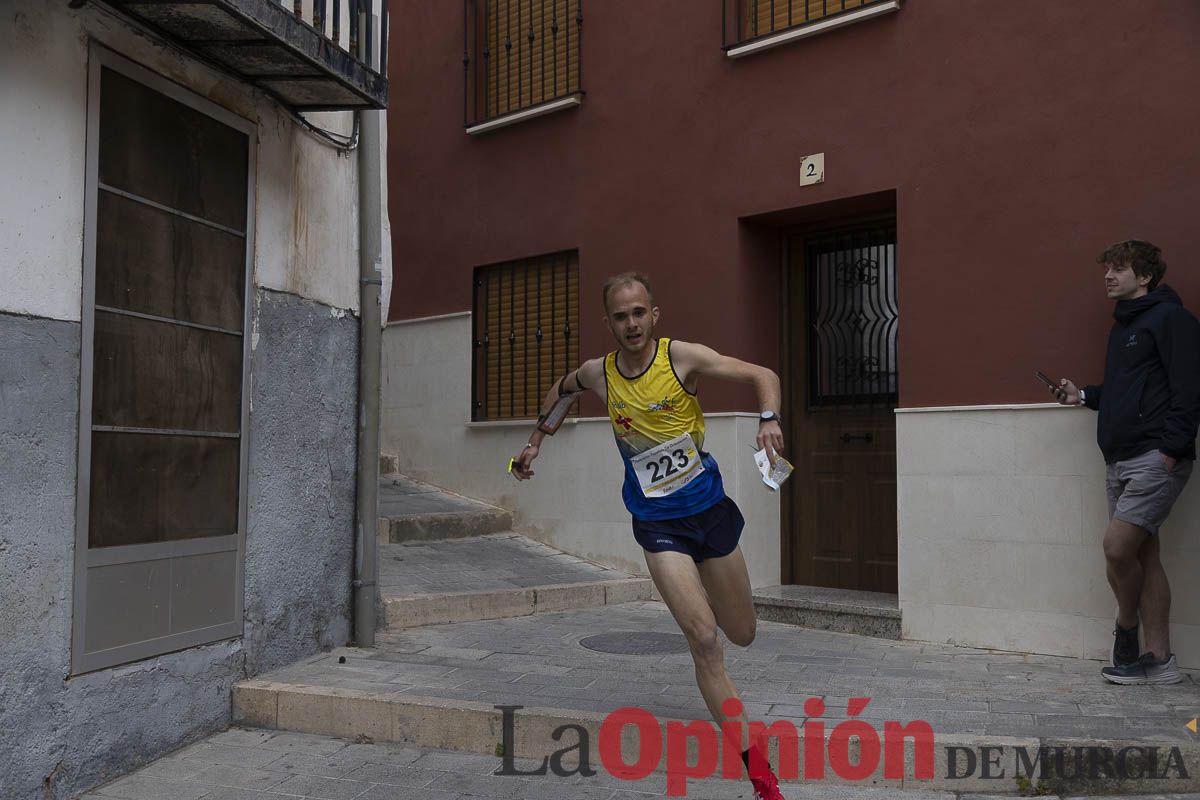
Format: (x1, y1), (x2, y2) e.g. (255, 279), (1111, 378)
(472, 252), (579, 420)
(463, 0), (583, 127)
(722, 0), (899, 51)
(806, 224), (898, 409)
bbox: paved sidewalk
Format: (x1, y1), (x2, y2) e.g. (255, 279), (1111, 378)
(379, 476), (499, 518)
(261, 602), (1198, 743)
(380, 534), (632, 596)
(80, 727), (1200, 799)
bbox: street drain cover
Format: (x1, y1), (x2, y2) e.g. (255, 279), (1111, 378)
(579, 632), (689, 655)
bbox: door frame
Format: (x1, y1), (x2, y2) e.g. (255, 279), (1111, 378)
(780, 211), (899, 587)
(71, 44), (256, 674)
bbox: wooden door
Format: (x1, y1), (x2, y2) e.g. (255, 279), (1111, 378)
(784, 223), (898, 593)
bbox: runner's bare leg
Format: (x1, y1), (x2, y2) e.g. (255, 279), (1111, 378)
(698, 545), (757, 648)
(644, 550), (751, 748)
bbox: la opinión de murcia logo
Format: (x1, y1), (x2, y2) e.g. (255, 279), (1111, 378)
(497, 697), (935, 796)
(495, 701), (1191, 797)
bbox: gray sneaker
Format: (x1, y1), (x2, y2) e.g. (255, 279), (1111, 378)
(1101, 653), (1182, 685)
(1111, 622), (1139, 667)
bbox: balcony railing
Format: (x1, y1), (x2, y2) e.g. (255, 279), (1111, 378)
(463, 0), (583, 133)
(722, 0), (899, 57)
(93, 0), (389, 109)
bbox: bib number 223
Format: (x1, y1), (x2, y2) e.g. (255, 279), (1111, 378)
(631, 432), (705, 498)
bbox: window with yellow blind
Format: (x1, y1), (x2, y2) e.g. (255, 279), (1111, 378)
(723, 0), (899, 52)
(472, 252), (580, 420)
(464, 0), (583, 128)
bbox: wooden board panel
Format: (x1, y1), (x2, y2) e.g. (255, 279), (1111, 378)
(96, 190), (245, 331)
(99, 67), (248, 230)
(92, 310), (242, 433)
(89, 432), (239, 548)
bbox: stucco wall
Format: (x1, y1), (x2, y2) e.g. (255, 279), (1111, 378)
(243, 290), (358, 676)
(898, 405), (1200, 670)
(0, 294), (358, 800)
(0, 1), (378, 796)
(0, 0), (388, 321)
(381, 314), (783, 585)
(385, 0), (1200, 412)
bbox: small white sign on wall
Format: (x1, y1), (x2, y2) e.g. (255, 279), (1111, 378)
(800, 152), (825, 186)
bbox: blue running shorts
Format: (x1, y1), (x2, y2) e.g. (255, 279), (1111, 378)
(632, 496), (745, 563)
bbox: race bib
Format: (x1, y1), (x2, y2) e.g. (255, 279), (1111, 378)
(630, 432), (705, 498)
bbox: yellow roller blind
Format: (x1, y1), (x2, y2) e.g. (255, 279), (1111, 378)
(745, 0), (868, 38)
(474, 251), (580, 420)
(486, 0), (580, 119)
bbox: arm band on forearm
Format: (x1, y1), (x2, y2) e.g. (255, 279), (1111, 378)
(537, 393), (574, 434)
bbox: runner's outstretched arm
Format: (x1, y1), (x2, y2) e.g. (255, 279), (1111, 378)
(669, 340), (785, 462)
(509, 357), (605, 481)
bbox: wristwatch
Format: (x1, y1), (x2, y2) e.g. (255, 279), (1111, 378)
(1078, 389), (1086, 406)
(759, 411), (781, 425)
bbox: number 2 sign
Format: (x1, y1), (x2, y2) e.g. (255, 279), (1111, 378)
(800, 152), (825, 186)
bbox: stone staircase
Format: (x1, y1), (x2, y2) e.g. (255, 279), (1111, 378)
(376, 472), (654, 630)
(378, 473), (512, 542)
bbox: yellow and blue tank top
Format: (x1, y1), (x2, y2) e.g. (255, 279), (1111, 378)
(605, 338), (725, 520)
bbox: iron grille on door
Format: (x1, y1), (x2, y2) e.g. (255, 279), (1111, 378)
(464, 0), (583, 126)
(806, 224), (897, 409)
(472, 252), (579, 420)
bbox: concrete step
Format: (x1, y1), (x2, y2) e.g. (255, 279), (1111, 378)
(379, 533), (653, 630)
(383, 578), (655, 629)
(377, 474), (512, 542)
(753, 585), (901, 640)
(233, 603), (1200, 797)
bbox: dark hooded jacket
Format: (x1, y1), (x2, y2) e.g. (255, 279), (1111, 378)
(1083, 285), (1200, 464)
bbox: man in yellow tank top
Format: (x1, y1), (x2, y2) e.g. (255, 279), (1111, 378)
(510, 272), (787, 800)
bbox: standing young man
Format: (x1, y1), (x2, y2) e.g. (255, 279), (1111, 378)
(510, 272), (787, 799)
(1052, 240), (1200, 685)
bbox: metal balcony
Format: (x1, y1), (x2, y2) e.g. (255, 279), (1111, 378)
(92, 0), (389, 110)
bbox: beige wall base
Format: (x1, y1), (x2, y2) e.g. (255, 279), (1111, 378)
(382, 316), (782, 587)
(898, 405), (1200, 669)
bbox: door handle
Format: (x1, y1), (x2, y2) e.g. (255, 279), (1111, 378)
(840, 432), (874, 444)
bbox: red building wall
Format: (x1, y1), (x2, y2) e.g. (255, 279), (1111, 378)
(387, 1), (1200, 412)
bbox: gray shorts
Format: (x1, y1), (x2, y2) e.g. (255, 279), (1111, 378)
(1105, 449), (1193, 535)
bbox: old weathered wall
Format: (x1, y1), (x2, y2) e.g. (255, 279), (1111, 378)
(0, 293), (358, 798)
(243, 290), (358, 676)
(0, 1), (377, 796)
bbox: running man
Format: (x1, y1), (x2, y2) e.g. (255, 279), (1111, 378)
(510, 272), (787, 799)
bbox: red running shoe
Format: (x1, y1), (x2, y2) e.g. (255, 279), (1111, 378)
(750, 768), (783, 800)
(747, 749), (784, 800)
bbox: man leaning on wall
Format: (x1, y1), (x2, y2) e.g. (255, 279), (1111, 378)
(1053, 240), (1200, 685)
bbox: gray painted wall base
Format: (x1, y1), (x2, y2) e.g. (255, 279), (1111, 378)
(0, 290), (359, 800)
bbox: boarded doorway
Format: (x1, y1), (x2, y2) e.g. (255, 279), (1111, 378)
(783, 220), (898, 593)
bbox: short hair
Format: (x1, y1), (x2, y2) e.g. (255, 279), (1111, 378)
(602, 271), (654, 311)
(1098, 240), (1167, 291)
